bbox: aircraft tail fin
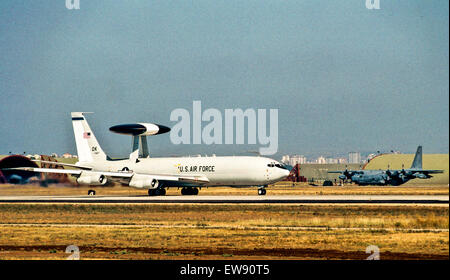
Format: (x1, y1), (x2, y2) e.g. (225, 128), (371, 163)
(71, 112), (107, 163)
(410, 145), (422, 169)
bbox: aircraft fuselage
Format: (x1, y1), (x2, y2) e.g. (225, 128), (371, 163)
(79, 156), (290, 187)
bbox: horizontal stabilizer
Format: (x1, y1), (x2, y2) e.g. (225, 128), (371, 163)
(3, 167), (82, 175)
(31, 160), (92, 170)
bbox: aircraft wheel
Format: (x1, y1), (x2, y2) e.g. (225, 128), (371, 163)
(258, 189), (266, 195)
(155, 188), (166, 196)
(88, 190), (96, 196)
(148, 189), (155, 196)
(181, 187), (198, 195)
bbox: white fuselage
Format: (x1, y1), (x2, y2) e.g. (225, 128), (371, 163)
(80, 156), (289, 187)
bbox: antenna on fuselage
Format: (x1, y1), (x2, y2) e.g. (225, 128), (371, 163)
(109, 123), (171, 160)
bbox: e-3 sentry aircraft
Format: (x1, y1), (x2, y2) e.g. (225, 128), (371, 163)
(9, 112), (289, 196)
(328, 146), (443, 186)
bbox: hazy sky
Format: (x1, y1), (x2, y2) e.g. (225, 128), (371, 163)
(0, 0), (448, 159)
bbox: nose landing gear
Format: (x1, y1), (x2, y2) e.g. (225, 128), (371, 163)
(258, 187), (267, 195)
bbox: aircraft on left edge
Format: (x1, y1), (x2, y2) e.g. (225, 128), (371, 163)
(3, 112), (290, 196)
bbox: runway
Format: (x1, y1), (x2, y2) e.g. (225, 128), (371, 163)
(0, 195), (448, 204)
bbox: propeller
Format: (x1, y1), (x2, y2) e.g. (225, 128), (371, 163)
(400, 164), (406, 174)
(385, 164), (400, 183)
(340, 166), (353, 183)
(386, 164), (391, 177)
(398, 164), (407, 181)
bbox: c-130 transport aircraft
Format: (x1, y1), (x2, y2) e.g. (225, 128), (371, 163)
(328, 146), (443, 186)
(9, 112), (289, 196)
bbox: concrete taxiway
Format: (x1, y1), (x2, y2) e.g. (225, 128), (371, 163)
(0, 195), (447, 204)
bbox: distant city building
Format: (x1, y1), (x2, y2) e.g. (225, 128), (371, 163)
(283, 155), (352, 165)
(32, 154), (40, 160)
(281, 155), (307, 166)
(348, 152), (361, 164)
(316, 156), (326, 164)
(62, 153), (75, 159)
(24, 154), (41, 160)
(325, 158), (338, 164)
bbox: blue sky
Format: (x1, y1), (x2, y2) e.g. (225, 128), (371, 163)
(0, 0), (448, 159)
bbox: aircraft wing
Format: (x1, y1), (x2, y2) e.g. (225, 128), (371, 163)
(31, 160), (93, 170)
(327, 170), (363, 174)
(3, 167), (210, 185)
(411, 169), (444, 174)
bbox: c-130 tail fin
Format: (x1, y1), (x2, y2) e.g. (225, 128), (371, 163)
(410, 146), (422, 170)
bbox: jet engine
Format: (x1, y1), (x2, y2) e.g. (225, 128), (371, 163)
(76, 171), (107, 185)
(129, 174), (159, 189)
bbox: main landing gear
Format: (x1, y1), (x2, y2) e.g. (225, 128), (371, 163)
(181, 187), (199, 195)
(88, 190), (96, 196)
(148, 188), (166, 196)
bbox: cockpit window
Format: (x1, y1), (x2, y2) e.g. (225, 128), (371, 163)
(267, 163), (287, 170)
(275, 164), (287, 170)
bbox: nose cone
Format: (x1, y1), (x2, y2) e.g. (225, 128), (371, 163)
(281, 169), (290, 179)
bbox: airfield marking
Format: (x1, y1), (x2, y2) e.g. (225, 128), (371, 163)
(0, 223), (447, 233)
(0, 195), (447, 204)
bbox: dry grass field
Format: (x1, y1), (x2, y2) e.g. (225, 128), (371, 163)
(0, 183), (448, 260)
(0, 203), (448, 260)
(0, 182), (448, 196)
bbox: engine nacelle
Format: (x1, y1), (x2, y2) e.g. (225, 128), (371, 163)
(414, 173), (428, 179)
(129, 174), (159, 189)
(76, 171), (107, 185)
